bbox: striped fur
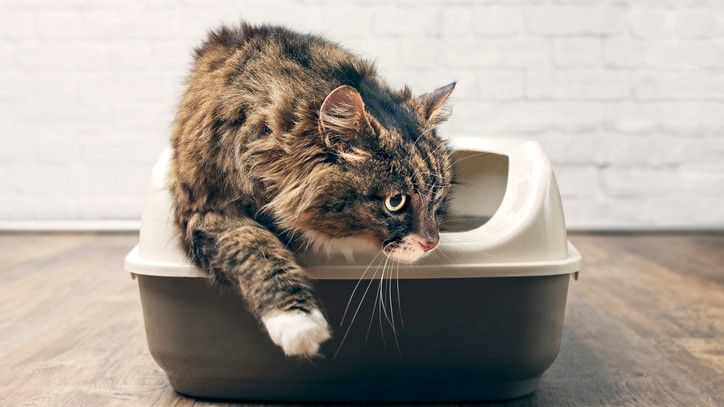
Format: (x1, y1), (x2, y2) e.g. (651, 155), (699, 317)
(170, 23), (455, 356)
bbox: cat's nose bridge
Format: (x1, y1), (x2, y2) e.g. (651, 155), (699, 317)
(410, 199), (438, 245)
(415, 221), (439, 249)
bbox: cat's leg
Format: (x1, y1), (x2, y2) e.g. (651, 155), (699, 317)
(185, 211), (330, 357)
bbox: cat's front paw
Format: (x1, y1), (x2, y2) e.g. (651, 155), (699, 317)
(262, 309), (331, 357)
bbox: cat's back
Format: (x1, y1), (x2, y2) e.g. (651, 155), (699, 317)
(170, 24), (377, 210)
(191, 23), (373, 92)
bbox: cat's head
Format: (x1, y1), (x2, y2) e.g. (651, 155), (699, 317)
(298, 81), (455, 263)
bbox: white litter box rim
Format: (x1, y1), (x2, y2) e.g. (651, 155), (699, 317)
(124, 242), (581, 280)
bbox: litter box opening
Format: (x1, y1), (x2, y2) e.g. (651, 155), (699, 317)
(440, 151), (508, 233)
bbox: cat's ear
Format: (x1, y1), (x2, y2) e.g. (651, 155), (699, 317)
(319, 85), (370, 148)
(417, 82), (456, 125)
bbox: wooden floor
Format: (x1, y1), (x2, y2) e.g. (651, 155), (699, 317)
(0, 232), (722, 406)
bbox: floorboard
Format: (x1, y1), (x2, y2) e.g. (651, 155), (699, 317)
(0, 232), (721, 406)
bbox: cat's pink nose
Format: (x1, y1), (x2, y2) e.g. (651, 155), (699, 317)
(418, 239), (438, 252)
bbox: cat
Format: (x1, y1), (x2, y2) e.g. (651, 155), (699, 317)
(170, 23), (455, 357)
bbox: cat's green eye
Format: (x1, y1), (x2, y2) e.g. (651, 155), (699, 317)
(385, 193), (407, 212)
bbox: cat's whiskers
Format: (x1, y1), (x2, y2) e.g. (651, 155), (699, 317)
(434, 247), (475, 283)
(339, 249), (383, 325)
(443, 152), (491, 172)
(377, 255), (390, 346)
(411, 169), (442, 180)
(364, 256), (386, 347)
(364, 274), (380, 347)
(334, 252), (386, 358)
(379, 255), (397, 337)
(411, 127), (435, 148)
(441, 242), (513, 261)
(424, 142), (448, 161)
(386, 258), (402, 357)
(395, 258), (404, 329)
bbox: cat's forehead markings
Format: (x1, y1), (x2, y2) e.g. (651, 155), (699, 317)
(359, 79), (420, 142)
(377, 128), (403, 148)
(408, 150), (434, 195)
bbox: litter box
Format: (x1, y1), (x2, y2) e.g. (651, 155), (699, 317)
(124, 137), (581, 402)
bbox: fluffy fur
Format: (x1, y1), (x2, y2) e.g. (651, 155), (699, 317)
(170, 23), (455, 356)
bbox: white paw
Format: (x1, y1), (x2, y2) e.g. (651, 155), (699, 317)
(262, 309), (331, 357)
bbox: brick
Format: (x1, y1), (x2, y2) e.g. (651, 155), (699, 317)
(552, 38), (601, 68)
(554, 166), (601, 198)
(0, 133), (35, 164)
(472, 6), (524, 36)
(78, 165), (150, 196)
(33, 133), (84, 165)
(603, 37), (647, 68)
(526, 5), (625, 36)
(78, 73), (180, 104)
(602, 167), (724, 196)
(0, 167), (7, 195)
(1, 0), (87, 9)
(527, 71), (629, 100)
(632, 72), (724, 100)
(629, 9), (676, 39)
(0, 44), (12, 72)
(106, 42), (156, 71)
(175, 9), (238, 44)
(441, 6), (523, 37)
(0, 11), (35, 42)
(441, 102), (544, 135)
(440, 7), (475, 37)
(562, 195), (724, 229)
(445, 38), (548, 68)
(11, 99), (97, 127)
(591, 134), (720, 166)
(451, 102), (604, 135)
(561, 198), (619, 229)
(80, 10), (181, 41)
(34, 11), (81, 41)
(439, 102), (494, 135)
(75, 196), (145, 220)
(0, 71), (29, 101)
(372, 5), (441, 37)
(629, 8), (723, 39)
(25, 73), (78, 103)
(647, 41), (724, 69)
(601, 103), (657, 134)
(517, 102), (604, 133)
(0, 193), (77, 221)
(396, 38), (447, 70)
(81, 136), (167, 167)
(534, 133), (599, 165)
(341, 38), (399, 74)
(639, 196), (724, 228)
(656, 103), (724, 135)
(15, 43), (107, 72)
(547, 103), (605, 132)
(108, 103), (172, 133)
(475, 70), (524, 101)
(299, 6), (374, 40)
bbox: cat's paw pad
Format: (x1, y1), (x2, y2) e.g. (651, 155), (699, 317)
(262, 309), (331, 357)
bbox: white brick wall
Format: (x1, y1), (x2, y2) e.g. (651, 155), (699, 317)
(1, 0), (723, 230)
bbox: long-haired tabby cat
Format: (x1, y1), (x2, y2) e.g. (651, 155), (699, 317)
(171, 23), (455, 357)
